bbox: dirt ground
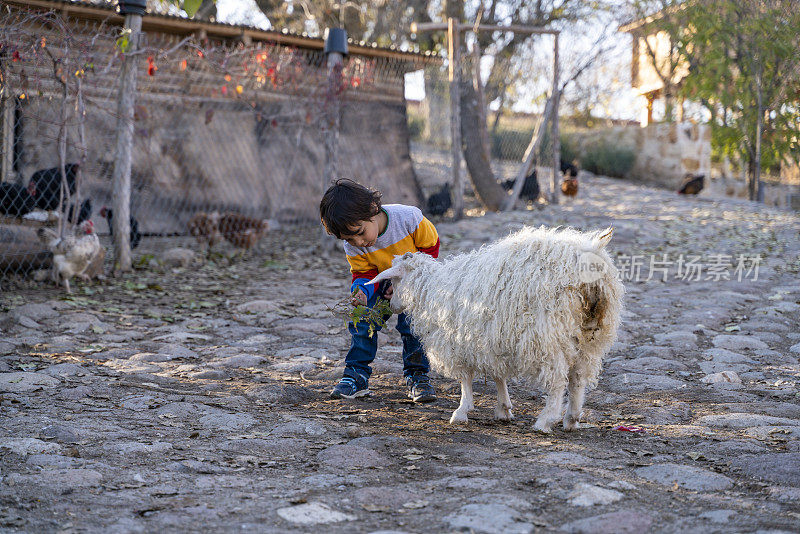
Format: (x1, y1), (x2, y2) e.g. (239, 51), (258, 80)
(2, 172), (800, 533)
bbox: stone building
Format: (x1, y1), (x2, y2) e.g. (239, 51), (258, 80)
(0, 0), (437, 233)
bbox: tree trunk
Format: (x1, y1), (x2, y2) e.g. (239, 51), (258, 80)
(111, 14), (140, 273)
(755, 71), (764, 203)
(459, 80), (505, 211)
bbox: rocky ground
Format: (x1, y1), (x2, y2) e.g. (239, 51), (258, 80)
(1, 170), (800, 533)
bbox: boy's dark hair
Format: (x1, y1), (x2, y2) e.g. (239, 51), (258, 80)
(320, 178), (382, 239)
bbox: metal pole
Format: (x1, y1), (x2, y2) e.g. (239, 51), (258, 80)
(550, 33), (560, 205)
(323, 52), (343, 186)
(448, 17), (463, 219)
(321, 28), (347, 247)
(111, 11), (140, 273)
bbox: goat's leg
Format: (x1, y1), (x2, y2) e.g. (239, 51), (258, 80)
(62, 276), (72, 294)
(563, 367), (587, 431)
(493, 377), (514, 421)
(533, 378), (567, 433)
(449, 372), (475, 424)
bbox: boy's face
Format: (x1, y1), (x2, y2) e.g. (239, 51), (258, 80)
(342, 215), (380, 248)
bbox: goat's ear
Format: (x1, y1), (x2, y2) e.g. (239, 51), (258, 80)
(595, 227), (613, 248)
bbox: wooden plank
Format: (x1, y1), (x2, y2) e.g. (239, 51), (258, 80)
(501, 96), (554, 211)
(413, 22), (558, 35)
(0, 214), (57, 227)
(550, 33), (560, 205)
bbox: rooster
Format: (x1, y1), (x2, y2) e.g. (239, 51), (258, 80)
(188, 211), (223, 250)
(37, 220), (103, 294)
(218, 212), (269, 252)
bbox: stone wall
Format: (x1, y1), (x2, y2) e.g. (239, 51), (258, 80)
(570, 122), (711, 190)
(700, 175), (800, 210)
(631, 122), (712, 188)
(12, 93), (422, 234)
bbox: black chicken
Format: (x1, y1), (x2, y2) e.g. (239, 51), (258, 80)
(0, 182), (36, 217)
(66, 198), (93, 225)
(561, 159), (579, 178)
(426, 183), (452, 216)
(99, 206), (141, 249)
(678, 174), (705, 195)
(501, 169), (540, 201)
(27, 163), (80, 211)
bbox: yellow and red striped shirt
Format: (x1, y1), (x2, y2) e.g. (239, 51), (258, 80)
(343, 204), (439, 298)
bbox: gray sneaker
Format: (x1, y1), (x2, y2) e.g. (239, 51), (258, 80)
(406, 374), (436, 403)
(330, 377), (369, 399)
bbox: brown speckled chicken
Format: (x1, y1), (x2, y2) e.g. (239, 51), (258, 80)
(218, 213), (269, 251)
(188, 211), (222, 250)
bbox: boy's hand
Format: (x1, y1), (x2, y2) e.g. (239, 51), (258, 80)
(382, 284), (393, 299)
(351, 289), (368, 306)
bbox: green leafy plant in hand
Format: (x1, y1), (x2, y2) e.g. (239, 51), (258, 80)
(327, 289), (392, 337)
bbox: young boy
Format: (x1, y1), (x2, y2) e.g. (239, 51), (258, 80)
(320, 179), (439, 403)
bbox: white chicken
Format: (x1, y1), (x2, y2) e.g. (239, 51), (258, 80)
(37, 220), (103, 294)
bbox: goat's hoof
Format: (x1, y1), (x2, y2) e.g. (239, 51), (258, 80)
(533, 420), (554, 433)
(494, 407), (514, 421)
(562, 417), (580, 431)
(449, 411), (469, 424)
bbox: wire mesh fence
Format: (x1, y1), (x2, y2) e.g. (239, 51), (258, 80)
(408, 44), (556, 215)
(0, 4), (424, 286)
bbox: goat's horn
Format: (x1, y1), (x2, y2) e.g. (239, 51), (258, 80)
(596, 227), (613, 248)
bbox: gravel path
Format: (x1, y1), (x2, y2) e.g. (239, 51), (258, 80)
(1, 171), (800, 533)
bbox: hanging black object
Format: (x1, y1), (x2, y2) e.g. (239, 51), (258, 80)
(117, 0), (147, 16)
(324, 28), (349, 56)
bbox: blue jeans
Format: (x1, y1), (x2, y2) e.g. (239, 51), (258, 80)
(342, 291), (429, 386)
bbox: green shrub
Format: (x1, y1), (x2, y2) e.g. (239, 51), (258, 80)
(492, 127), (581, 164)
(559, 133), (579, 165)
(407, 114), (426, 141)
(490, 127), (534, 161)
(580, 141), (635, 178)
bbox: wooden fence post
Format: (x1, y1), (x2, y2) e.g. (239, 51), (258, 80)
(111, 1), (144, 273)
(448, 17), (464, 220)
(550, 33), (561, 205)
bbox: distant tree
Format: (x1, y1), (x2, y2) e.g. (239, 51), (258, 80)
(675, 0), (800, 201)
(247, 0), (608, 210)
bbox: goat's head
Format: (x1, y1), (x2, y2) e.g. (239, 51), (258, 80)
(366, 252), (420, 313)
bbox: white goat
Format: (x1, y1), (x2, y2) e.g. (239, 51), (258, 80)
(368, 226), (624, 432)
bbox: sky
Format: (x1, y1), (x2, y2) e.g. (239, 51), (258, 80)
(213, 0), (643, 121)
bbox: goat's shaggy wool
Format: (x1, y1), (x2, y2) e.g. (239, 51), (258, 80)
(369, 226), (624, 432)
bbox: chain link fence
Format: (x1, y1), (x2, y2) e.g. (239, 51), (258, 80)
(0, 4), (423, 285)
(408, 43), (556, 214)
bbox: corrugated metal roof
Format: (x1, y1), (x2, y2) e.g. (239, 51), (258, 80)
(3, 0), (439, 65)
